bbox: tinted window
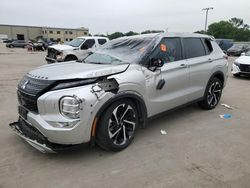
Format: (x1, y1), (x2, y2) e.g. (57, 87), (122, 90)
(98, 39), (107, 45)
(151, 38), (183, 63)
(183, 38), (206, 59)
(81, 39), (95, 49)
(202, 38), (213, 54)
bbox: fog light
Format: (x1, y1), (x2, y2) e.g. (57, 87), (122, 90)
(48, 121), (79, 128)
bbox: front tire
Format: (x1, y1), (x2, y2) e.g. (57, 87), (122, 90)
(198, 77), (223, 110)
(96, 99), (138, 151)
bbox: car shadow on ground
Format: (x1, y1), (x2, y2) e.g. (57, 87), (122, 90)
(40, 103), (201, 160)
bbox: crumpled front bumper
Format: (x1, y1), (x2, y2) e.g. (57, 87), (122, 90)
(9, 118), (79, 153)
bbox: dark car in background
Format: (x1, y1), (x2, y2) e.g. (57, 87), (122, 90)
(227, 44), (249, 56)
(215, 39), (234, 52)
(6, 40), (28, 48)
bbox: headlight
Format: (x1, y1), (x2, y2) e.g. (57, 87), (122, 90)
(56, 52), (63, 60)
(234, 61), (240, 66)
(59, 96), (82, 119)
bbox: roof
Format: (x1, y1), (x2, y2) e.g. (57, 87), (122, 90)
(117, 32), (213, 40)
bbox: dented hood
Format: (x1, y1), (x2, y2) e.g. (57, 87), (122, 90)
(27, 62), (129, 80)
(49, 44), (74, 51)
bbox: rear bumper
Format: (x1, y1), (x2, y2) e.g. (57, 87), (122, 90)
(9, 118), (80, 153)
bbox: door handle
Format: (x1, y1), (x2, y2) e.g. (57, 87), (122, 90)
(179, 64), (188, 68)
(208, 58), (213, 63)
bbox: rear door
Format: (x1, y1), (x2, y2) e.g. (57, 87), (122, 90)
(183, 38), (213, 101)
(144, 37), (190, 116)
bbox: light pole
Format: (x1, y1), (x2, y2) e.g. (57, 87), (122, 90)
(202, 7), (214, 32)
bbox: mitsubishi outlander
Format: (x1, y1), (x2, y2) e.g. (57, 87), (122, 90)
(10, 33), (228, 153)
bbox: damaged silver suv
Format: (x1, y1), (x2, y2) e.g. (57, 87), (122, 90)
(10, 33), (228, 153)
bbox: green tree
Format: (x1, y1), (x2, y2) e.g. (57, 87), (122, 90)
(108, 32), (124, 40)
(207, 18), (250, 41)
(207, 21), (235, 39)
(124, 31), (139, 36)
(141, 30), (164, 34)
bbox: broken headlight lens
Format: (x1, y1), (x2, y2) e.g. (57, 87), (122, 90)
(59, 96), (81, 119)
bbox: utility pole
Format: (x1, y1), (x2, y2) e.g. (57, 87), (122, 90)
(202, 7), (214, 32)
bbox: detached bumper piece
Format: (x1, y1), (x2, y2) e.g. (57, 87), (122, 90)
(9, 118), (79, 153)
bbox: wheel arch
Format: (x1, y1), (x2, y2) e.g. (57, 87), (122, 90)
(64, 54), (78, 61)
(210, 71), (225, 87)
(91, 92), (148, 141)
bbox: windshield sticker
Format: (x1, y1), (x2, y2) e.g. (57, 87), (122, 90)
(160, 44), (167, 52)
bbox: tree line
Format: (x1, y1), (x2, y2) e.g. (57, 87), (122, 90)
(92, 17), (250, 42)
(196, 17), (250, 41)
(93, 30), (164, 40)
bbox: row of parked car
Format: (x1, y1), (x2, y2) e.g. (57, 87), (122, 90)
(5, 39), (56, 51)
(215, 39), (250, 56)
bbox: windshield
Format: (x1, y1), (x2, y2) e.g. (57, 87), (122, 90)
(231, 44), (245, 49)
(68, 38), (85, 47)
(84, 36), (156, 64)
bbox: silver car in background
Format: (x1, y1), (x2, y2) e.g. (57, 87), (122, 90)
(10, 33), (228, 153)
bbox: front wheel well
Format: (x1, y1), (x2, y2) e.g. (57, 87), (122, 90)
(212, 72), (225, 87)
(92, 94), (148, 140)
(64, 55), (78, 61)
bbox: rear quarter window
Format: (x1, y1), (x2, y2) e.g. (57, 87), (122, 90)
(183, 38), (206, 59)
(202, 38), (213, 54)
(98, 39), (107, 45)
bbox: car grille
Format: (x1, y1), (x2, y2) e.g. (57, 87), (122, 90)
(239, 64), (250, 72)
(17, 76), (55, 113)
(47, 48), (58, 59)
(18, 90), (38, 112)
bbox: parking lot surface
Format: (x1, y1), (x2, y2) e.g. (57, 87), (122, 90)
(1, 44), (250, 188)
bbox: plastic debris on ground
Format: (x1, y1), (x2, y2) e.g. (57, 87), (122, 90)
(160, 130), (167, 135)
(221, 104), (233, 110)
(219, 114), (232, 119)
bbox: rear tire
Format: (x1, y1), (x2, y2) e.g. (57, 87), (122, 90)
(198, 77), (223, 110)
(96, 99), (139, 151)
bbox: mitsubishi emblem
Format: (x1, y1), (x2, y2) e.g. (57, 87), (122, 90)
(21, 80), (29, 90)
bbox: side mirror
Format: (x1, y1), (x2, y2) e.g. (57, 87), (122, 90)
(150, 58), (164, 68)
(241, 52), (246, 56)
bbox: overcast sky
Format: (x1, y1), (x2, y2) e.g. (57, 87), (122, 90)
(1, 0), (250, 34)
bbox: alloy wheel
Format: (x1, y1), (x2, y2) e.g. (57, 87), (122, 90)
(108, 103), (136, 146)
(207, 81), (222, 107)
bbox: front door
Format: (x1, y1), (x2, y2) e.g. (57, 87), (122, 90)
(143, 37), (190, 117)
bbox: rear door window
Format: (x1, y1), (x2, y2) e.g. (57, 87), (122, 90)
(183, 38), (206, 59)
(81, 39), (95, 50)
(98, 39), (107, 45)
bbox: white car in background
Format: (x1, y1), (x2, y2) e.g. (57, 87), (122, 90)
(232, 50), (250, 77)
(45, 36), (109, 63)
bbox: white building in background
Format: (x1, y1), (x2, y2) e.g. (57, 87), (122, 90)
(0, 24), (89, 42)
